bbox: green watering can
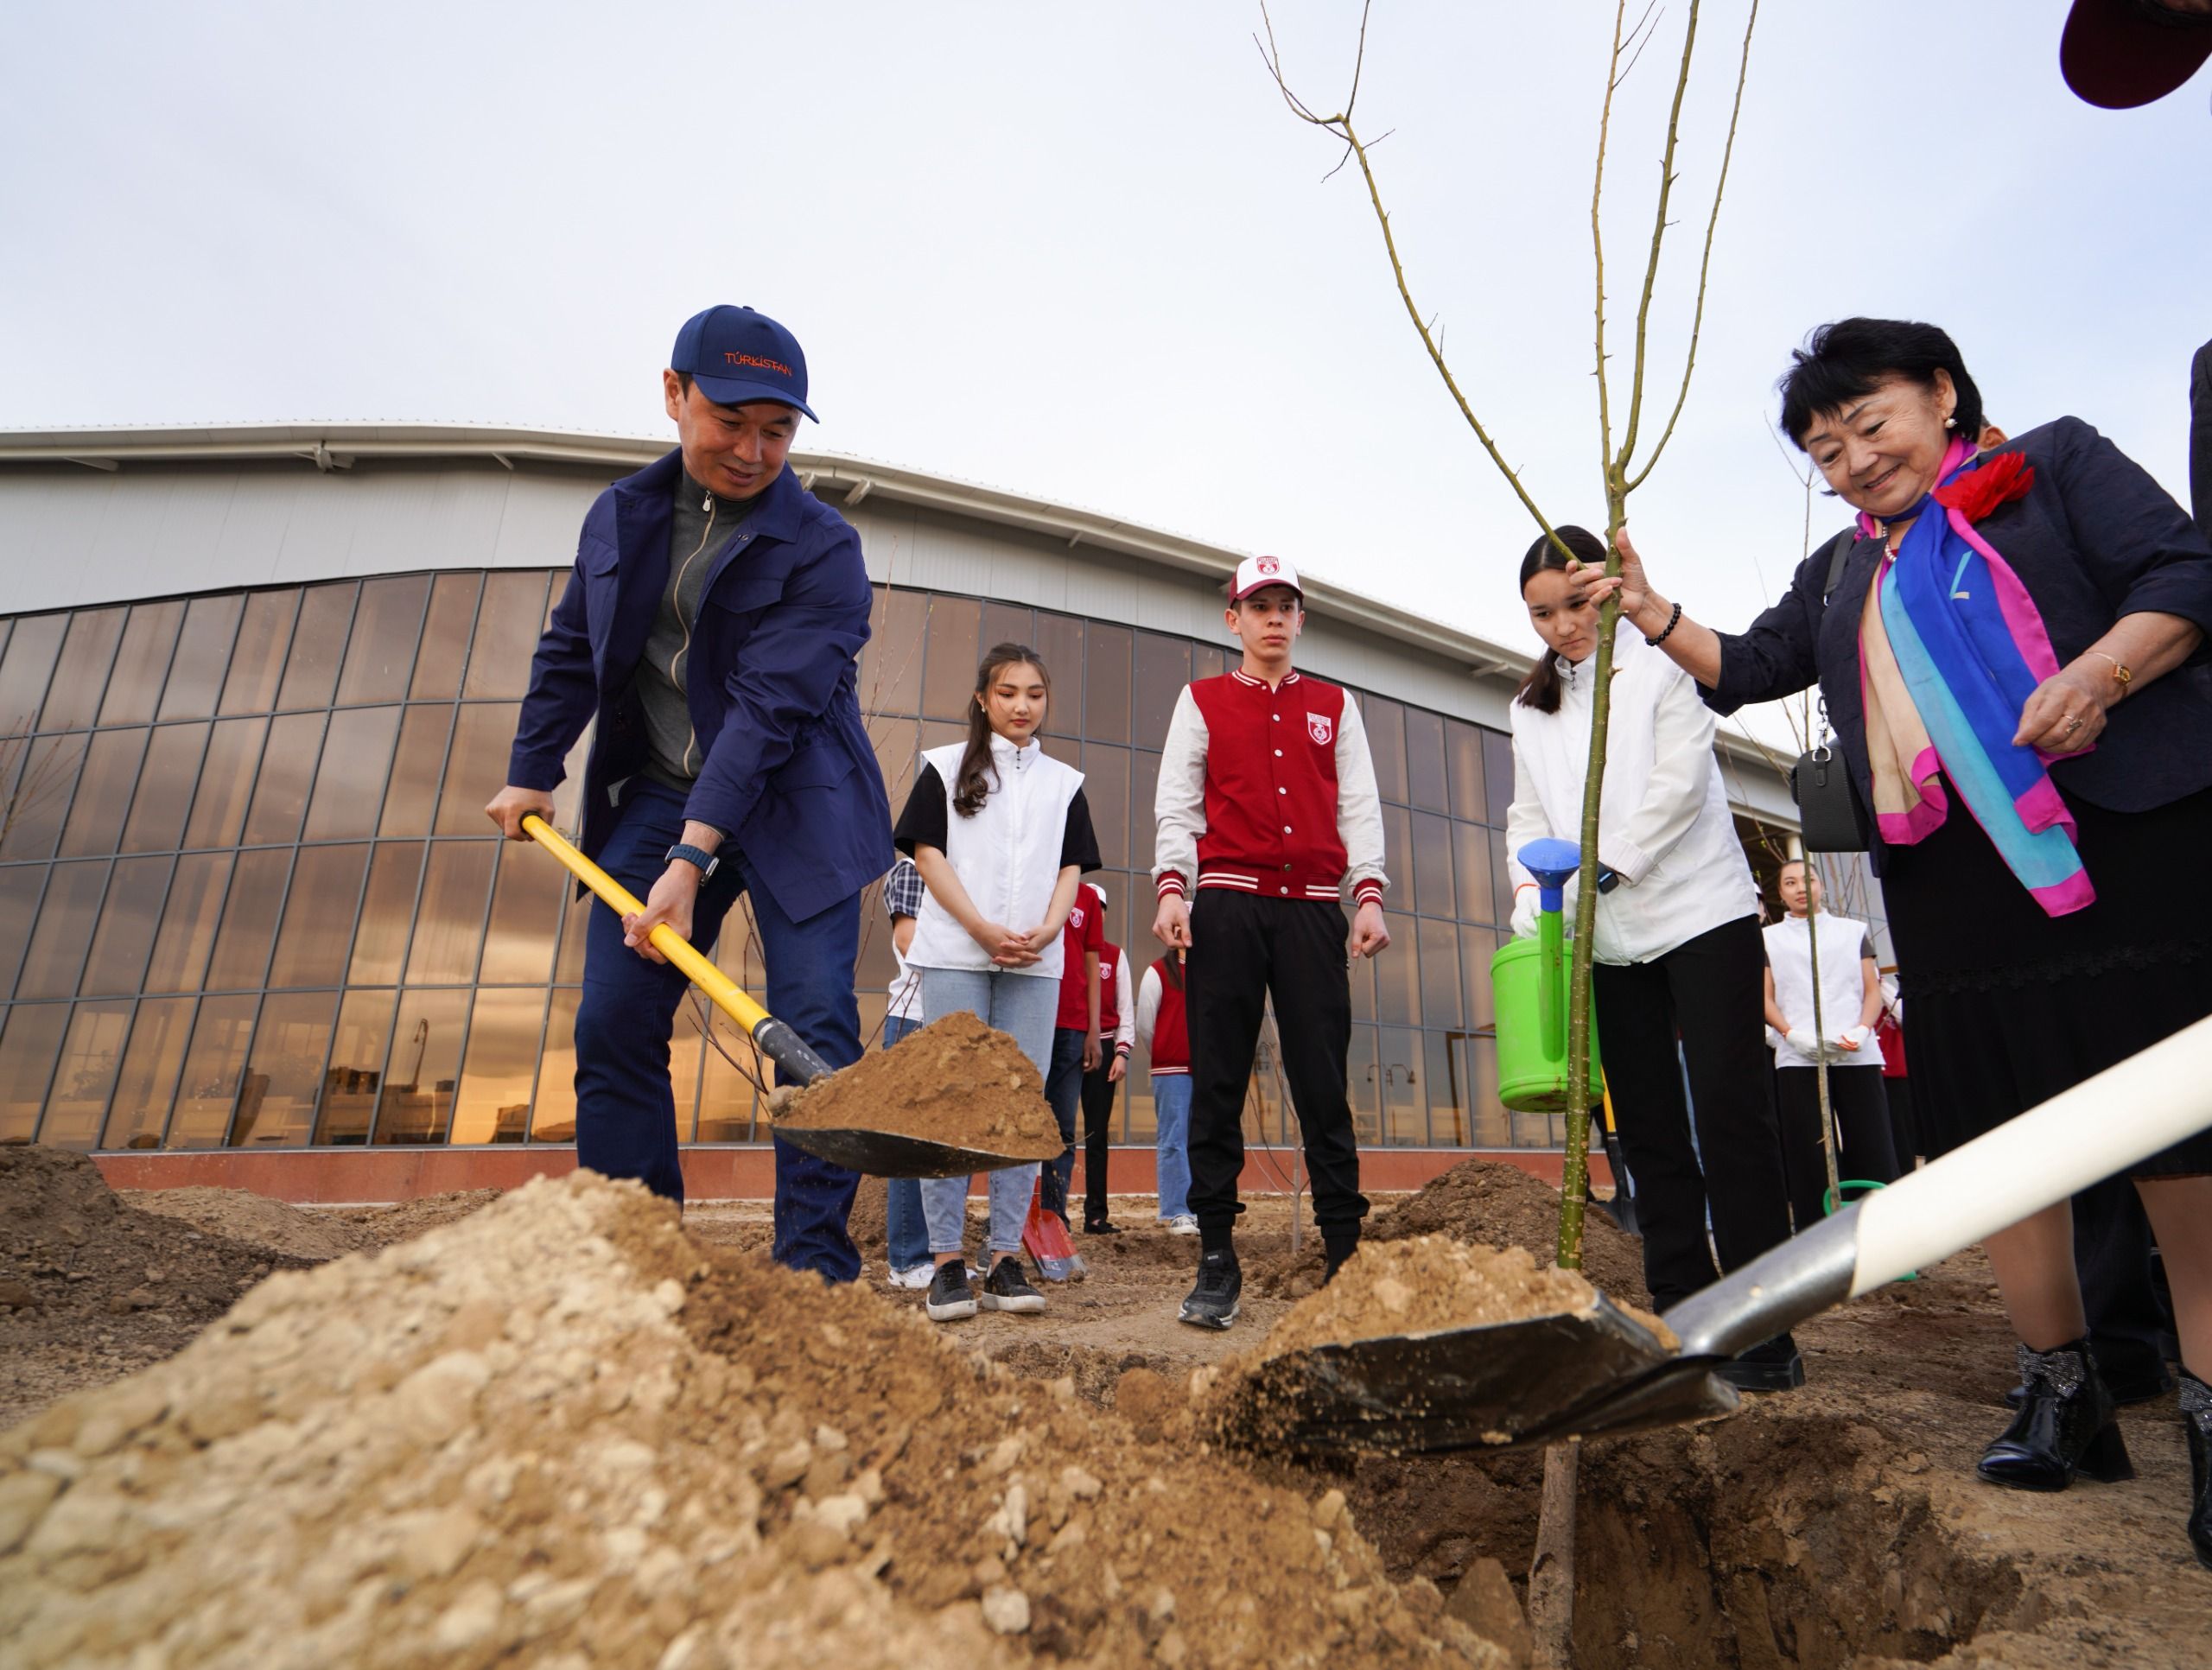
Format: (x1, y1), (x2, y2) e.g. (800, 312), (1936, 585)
(1491, 837), (1605, 1112)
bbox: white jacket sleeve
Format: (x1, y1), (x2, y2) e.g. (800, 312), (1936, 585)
(1152, 687), (1207, 898)
(1112, 950), (1136, 1053)
(1503, 730), (1554, 896)
(1604, 667), (1719, 886)
(1135, 965), (1162, 1049)
(1334, 695), (1389, 906)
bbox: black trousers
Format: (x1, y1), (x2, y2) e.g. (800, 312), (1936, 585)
(1185, 891), (1369, 1242)
(1774, 1067), (1901, 1233)
(1882, 1074), (1920, 1166)
(1591, 915), (1792, 1312)
(1080, 1063), (1118, 1223)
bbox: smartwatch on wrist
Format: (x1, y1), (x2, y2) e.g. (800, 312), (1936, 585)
(664, 842), (719, 882)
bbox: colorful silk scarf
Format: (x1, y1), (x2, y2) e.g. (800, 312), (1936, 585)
(1856, 438), (2094, 917)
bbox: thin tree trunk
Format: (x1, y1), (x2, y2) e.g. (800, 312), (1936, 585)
(1527, 1438), (1581, 1670)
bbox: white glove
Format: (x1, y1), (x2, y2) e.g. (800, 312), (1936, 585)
(1785, 1027), (1823, 1060)
(1835, 1025), (1870, 1052)
(1510, 886), (1540, 939)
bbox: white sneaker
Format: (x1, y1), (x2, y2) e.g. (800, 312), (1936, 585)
(1166, 1215), (1199, 1236)
(892, 1264), (936, 1290)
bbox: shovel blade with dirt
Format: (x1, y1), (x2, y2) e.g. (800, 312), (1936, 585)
(524, 816), (1045, 1179)
(1226, 1011), (2212, 1456)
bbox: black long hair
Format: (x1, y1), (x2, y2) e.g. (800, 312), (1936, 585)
(1513, 524), (1609, 715)
(953, 643), (1052, 817)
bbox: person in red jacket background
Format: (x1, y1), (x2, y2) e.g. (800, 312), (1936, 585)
(1077, 933), (1135, 1234)
(1153, 554), (1391, 1329)
(1041, 880), (1105, 1230)
(1135, 951), (1198, 1234)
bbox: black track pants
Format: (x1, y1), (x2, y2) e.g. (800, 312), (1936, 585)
(1774, 1066), (1900, 1232)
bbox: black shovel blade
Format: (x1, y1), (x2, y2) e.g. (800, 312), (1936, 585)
(1218, 1292), (1715, 1457)
(1532, 1356), (1738, 1445)
(772, 1125), (1050, 1179)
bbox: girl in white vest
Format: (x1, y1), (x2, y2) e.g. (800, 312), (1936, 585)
(1762, 858), (1899, 1230)
(893, 644), (1102, 1324)
(1507, 526), (1801, 1391)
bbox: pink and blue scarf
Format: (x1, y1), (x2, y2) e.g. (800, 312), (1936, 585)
(1856, 437), (2094, 917)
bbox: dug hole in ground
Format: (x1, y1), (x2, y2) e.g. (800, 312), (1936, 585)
(3, 1146), (2205, 1668)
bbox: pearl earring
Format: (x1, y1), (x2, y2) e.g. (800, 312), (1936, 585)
(1943, 415), (1956, 429)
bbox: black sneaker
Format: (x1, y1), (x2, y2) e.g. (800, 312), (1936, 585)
(1179, 1248), (1243, 1330)
(925, 1260), (977, 1323)
(1083, 1218), (1122, 1235)
(1714, 1331), (1804, 1393)
(978, 1256), (1047, 1313)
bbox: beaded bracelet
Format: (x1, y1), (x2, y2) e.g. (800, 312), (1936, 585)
(1644, 600), (1683, 648)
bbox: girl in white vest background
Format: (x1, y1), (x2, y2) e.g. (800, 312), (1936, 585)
(893, 645), (1102, 1324)
(1507, 526), (1802, 1392)
(1762, 858), (1900, 1230)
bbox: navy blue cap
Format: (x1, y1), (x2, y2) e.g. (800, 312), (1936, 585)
(670, 305), (817, 421)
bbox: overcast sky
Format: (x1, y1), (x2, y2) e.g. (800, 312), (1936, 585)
(4, 1), (2208, 740)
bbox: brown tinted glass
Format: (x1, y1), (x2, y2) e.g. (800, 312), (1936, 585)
(545, 569), (569, 623)
(1379, 804), (1413, 907)
(230, 991), (336, 1146)
(101, 995), (194, 1149)
(668, 1024), (705, 1137)
(79, 855), (173, 996)
(462, 572), (549, 701)
(1132, 633), (1190, 753)
(552, 884), (594, 985)
(861, 588), (927, 717)
(1453, 822), (1496, 926)
(1084, 622), (1132, 744)
(0, 865), (45, 998)
(165, 994), (259, 1147)
(1363, 695), (1408, 804)
(1, 733), (87, 860)
(448, 986), (547, 1144)
(1084, 743), (1130, 872)
(98, 602), (185, 727)
(1489, 828), (1512, 925)
(1376, 910), (1420, 1026)
(158, 594), (245, 721)
(697, 1016), (760, 1143)
(920, 719), (965, 757)
(202, 848), (292, 991)
(1344, 1024), (1380, 1145)
(274, 583), (357, 712)
(1405, 708), (1448, 814)
(267, 843), (369, 988)
(870, 714), (921, 825)
(182, 717), (269, 848)
(334, 575), (429, 705)
(1483, 729), (1515, 826)
(435, 702), (521, 835)
(373, 987), (470, 1144)
(1380, 1026), (1426, 1146)
(478, 841), (564, 985)
(1426, 1032), (1471, 1147)
(405, 842), (493, 984)
(1032, 613), (1084, 733)
(302, 706), (400, 841)
(38, 606), (126, 731)
(41, 1000), (134, 1147)
(121, 722), (209, 853)
(1417, 916), (1464, 1031)
(853, 885), (898, 994)
(1129, 747), (1160, 875)
(315, 988), (397, 1145)
(0, 613), (67, 735)
(982, 602), (1034, 652)
(0, 1003), (70, 1143)
(550, 721), (593, 833)
(16, 861), (109, 1000)
(1446, 719), (1487, 823)
(410, 572), (480, 701)
(240, 711), (327, 845)
(1409, 810), (1454, 918)
(920, 595), (982, 722)
(1460, 924), (1499, 1032)
(530, 986), (582, 1141)
(1348, 929), (1375, 1023)
(143, 853), (233, 994)
(1466, 1036), (1511, 1146)
(351, 841), (423, 981)
(58, 727), (149, 858)
(219, 590), (300, 715)
(379, 705), (454, 836)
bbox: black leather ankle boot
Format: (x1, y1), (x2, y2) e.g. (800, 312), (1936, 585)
(2182, 1370), (2211, 1572)
(1977, 1338), (2135, 1492)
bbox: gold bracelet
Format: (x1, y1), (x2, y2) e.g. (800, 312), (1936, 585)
(2082, 649), (2132, 695)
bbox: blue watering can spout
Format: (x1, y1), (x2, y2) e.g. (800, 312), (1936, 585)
(1516, 838), (1583, 1062)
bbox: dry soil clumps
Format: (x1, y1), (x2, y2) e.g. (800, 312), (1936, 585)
(776, 1010), (1062, 1159)
(2, 1172), (1506, 1668)
(124, 1186), (372, 1262)
(1259, 1237), (1609, 1359)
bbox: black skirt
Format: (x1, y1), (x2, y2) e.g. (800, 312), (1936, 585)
(1881, 781), (2212, 1175)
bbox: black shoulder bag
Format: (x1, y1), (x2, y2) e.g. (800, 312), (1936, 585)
(1788, 529), (1873, 853)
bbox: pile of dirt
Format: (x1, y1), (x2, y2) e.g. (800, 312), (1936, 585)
(847, 1175), (889, 1254)
(775, 1012), (1062, 1159)
(1256, 1237), (1614, 1360)
(2, 1172), (1509, 1668)
(123, 1187), (371, 1262)
(323, 1188), (505, 1251)
(0, 1150), (311, 1432)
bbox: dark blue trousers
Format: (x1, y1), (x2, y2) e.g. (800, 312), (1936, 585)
(573, 778), (864, 1282)
(1042, 1025), (1087, 1222)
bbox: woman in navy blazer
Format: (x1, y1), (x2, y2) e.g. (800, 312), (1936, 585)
(1579, 319), (2212, 1565)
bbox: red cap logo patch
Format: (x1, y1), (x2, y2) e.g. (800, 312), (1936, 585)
(1257, 555), (1280, 575)
(1307, 712), (1333, 746)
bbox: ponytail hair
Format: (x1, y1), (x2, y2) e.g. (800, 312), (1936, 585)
(1513, 524), (1610, 716)
(953, 643), (1052, 817)
(1162, 952), (1185, 994)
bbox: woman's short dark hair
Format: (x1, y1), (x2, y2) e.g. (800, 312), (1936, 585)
(1777, 318), (1985, 449)
(1514, 524), (1609, 715)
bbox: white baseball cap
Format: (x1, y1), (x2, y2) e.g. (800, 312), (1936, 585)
(1230, 554), (1304, 601)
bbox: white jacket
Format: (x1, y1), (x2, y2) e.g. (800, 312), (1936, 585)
(905, 735), (1084, 981)
(1505, 619), (1756, 965)
(1766, 911), (1884, 1070)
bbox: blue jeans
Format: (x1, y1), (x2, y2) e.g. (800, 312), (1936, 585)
(1152, 1073), (1193, 1219)
(573, 778), (864, 1282)
(1041, 1025), (1087, 1222)
(881, 1012), (929, 1269)
(918, 968), (1058, 1258)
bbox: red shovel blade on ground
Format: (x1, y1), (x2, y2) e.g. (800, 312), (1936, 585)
(1023, 1179), (1086, 1282)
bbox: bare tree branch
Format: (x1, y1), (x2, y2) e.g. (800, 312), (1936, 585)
(1613, 0), (1704, 472)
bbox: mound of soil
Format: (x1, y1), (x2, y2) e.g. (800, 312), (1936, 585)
(123, 1186), (371, 1262)
(3, 1172), (1509, 1669)
(1260, 1237), (1609, 1360)
(323, 1188), (505, 1251)
(775, 1012), (1062, 1159)
(0, 1149), (311, 1432)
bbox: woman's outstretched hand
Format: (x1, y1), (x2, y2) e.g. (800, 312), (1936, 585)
(1561, 524), (1652, 628)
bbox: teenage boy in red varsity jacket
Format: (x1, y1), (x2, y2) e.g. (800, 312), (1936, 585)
(1042, 880), (1105, 1229)
(1153, 555), (1390, 1329)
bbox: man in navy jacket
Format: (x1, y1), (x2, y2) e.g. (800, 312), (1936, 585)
(486, 304), (893, 1281)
